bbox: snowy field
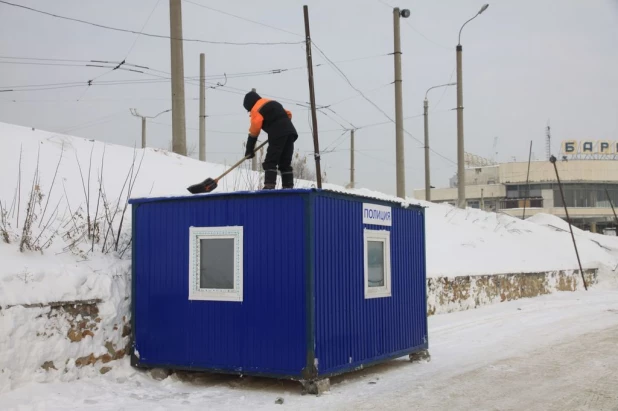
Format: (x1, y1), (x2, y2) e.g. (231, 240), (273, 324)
(2, 289), (617, 410)
(1, 122), (618, 409)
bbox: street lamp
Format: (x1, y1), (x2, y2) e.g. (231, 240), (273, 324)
(423, 82), (456, 202)
(130, 108), (171, 148)
(393, 7), (410, 198)
(456, 4), (489, 208)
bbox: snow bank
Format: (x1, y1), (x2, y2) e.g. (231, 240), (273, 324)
(1, 121), (618, 391)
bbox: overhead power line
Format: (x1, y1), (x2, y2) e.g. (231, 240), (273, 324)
(311, 42), (456, 166)
(182, 0), (301, 37)
(0, 0), (303, 46)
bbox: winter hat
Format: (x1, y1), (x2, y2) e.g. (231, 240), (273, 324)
(243, 91), (261, 112)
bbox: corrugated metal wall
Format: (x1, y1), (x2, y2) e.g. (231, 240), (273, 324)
(133, 193), (308, 377)
(313, 194), (427, 375)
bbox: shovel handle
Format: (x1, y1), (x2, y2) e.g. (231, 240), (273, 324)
(214, 140), (269, 183)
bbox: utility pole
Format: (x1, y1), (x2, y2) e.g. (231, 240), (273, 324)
(303, 5), (322, 189)
(423, 97), (430, 201)
(130, 108), (171, 149)
(423, 82), (456, 202)
(350, 129), (355, 189)
(522, 140), (533, 219)
(455, 42), (465, 208)
(169, 0), (187, 156)
(199, 53), (206, 161)
(456, 4), (489, 208)
(393, 7), (409, 198)
(546, 120), (551, 160)
(141, 117), (146, 149)
(481, 188), (485, 210)
(251, 87), (258, 172)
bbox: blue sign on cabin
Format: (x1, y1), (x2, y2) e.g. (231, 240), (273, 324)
(129, 189), (428, 393)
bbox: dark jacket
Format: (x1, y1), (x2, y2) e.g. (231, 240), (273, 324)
(243, 91), (298, 140)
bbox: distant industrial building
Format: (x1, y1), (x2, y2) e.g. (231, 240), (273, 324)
(414, 142), (618, 233)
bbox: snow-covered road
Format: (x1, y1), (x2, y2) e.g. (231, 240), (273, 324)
(2, 290), (618, 411)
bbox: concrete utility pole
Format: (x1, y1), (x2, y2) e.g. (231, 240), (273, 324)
(424, 83), (456, 202)
(456, 3), (489, 208)
(393, 7), (409, 199)
(250, 88), (258, 171)
(199, 53), (206, 161)
(303, 5), (322, 189)
(350, 129), (355, 189)
(169, 0), (187, 156)
(423, 98), (430, 202)
(141, 117), (146, 149)
(130, 108), (171, 149)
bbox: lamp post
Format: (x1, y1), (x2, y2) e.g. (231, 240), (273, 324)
(423, 82), (456, 202)
(456, 3), (489, 208)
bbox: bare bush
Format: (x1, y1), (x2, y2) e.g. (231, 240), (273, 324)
(19, 147), (43, 252)
(291, 150), (327, 186)
(0, 199), (9, 244)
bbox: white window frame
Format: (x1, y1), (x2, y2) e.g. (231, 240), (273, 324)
(188, 226), (243, 302)
(363, 229), (392, 299)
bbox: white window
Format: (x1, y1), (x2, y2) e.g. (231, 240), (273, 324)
(189, 226), (243, 302)
(363, 229), (392, 299)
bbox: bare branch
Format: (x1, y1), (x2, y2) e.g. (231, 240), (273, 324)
(115, 149), (145, 251)
(16, 144), (23, 227)
(74, 148), (91, 239)
(39, 141), (64, 228)
(91, 146), (105, 253)
(86, 143), (94, 238)
(20, 146), (41, 252)
(32, 197), (62, 248)
(62, 181), (79, 234)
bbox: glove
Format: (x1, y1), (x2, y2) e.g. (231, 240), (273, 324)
(245, 135), (257, 159)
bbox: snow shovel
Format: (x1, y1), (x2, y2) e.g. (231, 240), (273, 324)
(187, 140), (268, 194)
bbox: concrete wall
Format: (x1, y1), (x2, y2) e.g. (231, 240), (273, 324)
(426, 269), (597, 316)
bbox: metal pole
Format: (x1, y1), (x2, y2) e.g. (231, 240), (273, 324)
(423, 82), (455, 202)
(605, 188), (618, 226)
(169, 0), (187, 156)
(456, 44), (465, 208)
(522, 140), (533, 219)
(251, 87), (258, 172)
(550, 155), (588, 291)
(481, 188), (484, 210)
(303, 5), (322, 189)
(141, 117), (146, 149)
(350, 129), (355, 189)
(423, 98), (430, 201)
(199, 53), (206, 161)
(393, 7), (405, 198)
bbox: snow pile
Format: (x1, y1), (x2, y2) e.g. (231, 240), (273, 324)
(1, 121), (618, 391)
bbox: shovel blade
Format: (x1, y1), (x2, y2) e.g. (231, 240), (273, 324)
(187, 178), (218, 194)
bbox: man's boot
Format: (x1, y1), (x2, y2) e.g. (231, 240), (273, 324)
(281, 170), (294, 189)
(263, 169), (277, 190)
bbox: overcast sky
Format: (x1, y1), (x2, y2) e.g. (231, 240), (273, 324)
(1, 0), (617, 196)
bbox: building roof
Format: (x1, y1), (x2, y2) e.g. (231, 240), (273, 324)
(129, 188), (425, 210)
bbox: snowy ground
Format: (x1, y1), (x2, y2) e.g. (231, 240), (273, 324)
(2, 288), (617, 411)
(3, 121), (618, 404)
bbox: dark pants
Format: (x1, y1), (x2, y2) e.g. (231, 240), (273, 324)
(262, 134), (295, 188)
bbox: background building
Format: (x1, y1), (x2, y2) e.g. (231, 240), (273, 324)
(414, 159), (618, 233)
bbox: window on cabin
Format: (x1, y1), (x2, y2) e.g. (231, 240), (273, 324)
(364, 229), (391, 299)
(189, 227), (243, 302)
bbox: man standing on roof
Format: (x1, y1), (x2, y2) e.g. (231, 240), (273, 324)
(243, 90), (298, 190)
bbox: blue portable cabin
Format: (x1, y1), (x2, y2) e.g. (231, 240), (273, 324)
(129, 189), (428, 386)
